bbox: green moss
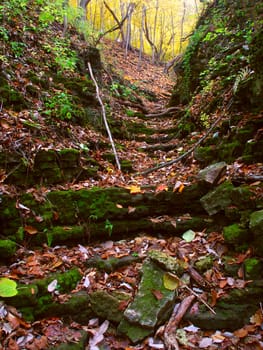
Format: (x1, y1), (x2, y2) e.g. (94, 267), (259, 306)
(219, 141), (242, 163)
(5, 284), (39, 308)
(194, 146), (217, 164)
(223, 223), (249, 246)
(89, 290), (127, 323)
(244, 258), (263, 279)
(46, 226), (85, 246)
(195, 256), (214, 273)
(0, 239), (16, 259)
(35, 268), (81, 294)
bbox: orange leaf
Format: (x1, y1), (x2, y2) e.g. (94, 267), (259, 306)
(210, 289), (218, 307)
(219, 279), (228, 288)
(151, 289), (163, 300)
(178, 184), (185, 193)
(24, 225), (38, 235)
(155, 184), (168, 193)
(233, 327), (248, 338)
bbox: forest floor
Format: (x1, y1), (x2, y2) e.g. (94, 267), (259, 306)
(1, 36), (263, 350)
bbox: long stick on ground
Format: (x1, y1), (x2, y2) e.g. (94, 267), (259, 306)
(139, 113), (224, 176)
(88, 62), (121, 171)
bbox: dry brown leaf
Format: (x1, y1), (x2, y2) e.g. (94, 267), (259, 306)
(24, 226), (38, 235)
(151, 289), (164, 300)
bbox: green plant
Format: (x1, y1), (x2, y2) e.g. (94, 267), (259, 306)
(0, 26), (9, 41)
(110, 81), (133, 98)
(200, 112), (210, 129)
(0, 277), (18, 297)
(105, 219), (113, 237)
(233, 66), (254, 94)
(0, 0), (28, 20)
(44, 91), (74, 120)
(39, 0), (65, 27)
(43, 38), (77, 72)
(10, 41), (26, 58)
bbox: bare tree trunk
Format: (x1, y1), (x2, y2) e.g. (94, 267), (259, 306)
(138, 5), (146, 68)
(152, 0), (159, 63)
(125, 3), (135, 56)
(179, 1), (186, 53)
(144, 10), (158, 63)
(79, 0), (91, 20)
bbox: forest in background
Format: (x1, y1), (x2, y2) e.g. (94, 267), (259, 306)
(66, 0), (205, 62)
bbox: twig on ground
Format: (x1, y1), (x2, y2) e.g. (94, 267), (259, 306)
(164, 295), (195, 350)
(88, 62), (121, 171)
(145, 106), (182, 118)
(139, 113), (224, 176)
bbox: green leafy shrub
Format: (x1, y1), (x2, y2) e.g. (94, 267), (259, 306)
(44, 91), (74, 120)
(10, 41), (27, 58)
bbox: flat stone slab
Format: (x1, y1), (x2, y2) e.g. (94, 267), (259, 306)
(118, 258), (176, 342)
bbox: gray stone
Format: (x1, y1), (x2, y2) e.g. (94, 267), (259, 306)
(118, 259), (176, 343)
(197, 162), (227, 186)
(200, 182), (234, 215)
(89, 290), (129, 323)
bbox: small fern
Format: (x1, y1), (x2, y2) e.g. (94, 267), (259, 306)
(233, 66), (254, 94)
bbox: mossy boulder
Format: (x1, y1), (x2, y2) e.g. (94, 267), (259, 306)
(195, 255), (214, 273)
(249, 209), (263, 255)
(0, 239), (16, 259)
(249, 209), (263, 235)
(89, 290), (130, 323)
(200, 182), (234, 216)
(223, 223), (249, 246)
(244, 258), (263, 279)
(118, 259), (176, 343)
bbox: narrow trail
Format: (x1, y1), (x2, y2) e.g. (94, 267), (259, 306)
(100, 39), (199, 187)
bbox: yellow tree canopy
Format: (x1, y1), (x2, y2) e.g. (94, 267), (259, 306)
(69, 0), (203, 60)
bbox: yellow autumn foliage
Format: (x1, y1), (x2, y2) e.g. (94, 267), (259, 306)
(69, 0), (203, 60)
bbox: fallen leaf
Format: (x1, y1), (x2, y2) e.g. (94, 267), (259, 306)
(173, 180), (183, 192)
(233, 327), (248, 338)
(129, 185), (142, 194)
(47, 279), (58, 293)
(128, 206), (136, 214)
(163, 272), (180, 290)
(199, 337), (213, 348)
(24, 226), (38, 235)
(155, 184), (168, 193)
(116, 203), (123, 208)
(151, 289), (163, 300)
(182, 229), (196, 242)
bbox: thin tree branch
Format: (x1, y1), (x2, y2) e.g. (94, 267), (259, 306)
(87, 62), (121, 171)
(139, 113), (224, 176)
(145, 106), (182, 118)
(164, 295), (195, 350)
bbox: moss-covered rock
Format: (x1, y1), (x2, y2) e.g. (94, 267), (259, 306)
(89, 290), (130, 323)
(249, 209), (263, 235)
(200, 182), (234, 216)
(0, 239), (17, 259)
(118, 259), (176, 343)
(195, 255), (214, 273)
(244, 258), (263, 279)
(223, 223), (249, 246)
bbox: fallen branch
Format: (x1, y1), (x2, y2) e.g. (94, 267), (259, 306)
(139, 114), (224, 176)
(164, 295), (195, 350)
(145, 106), (182, 118)
(88, 62), (121, 171)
